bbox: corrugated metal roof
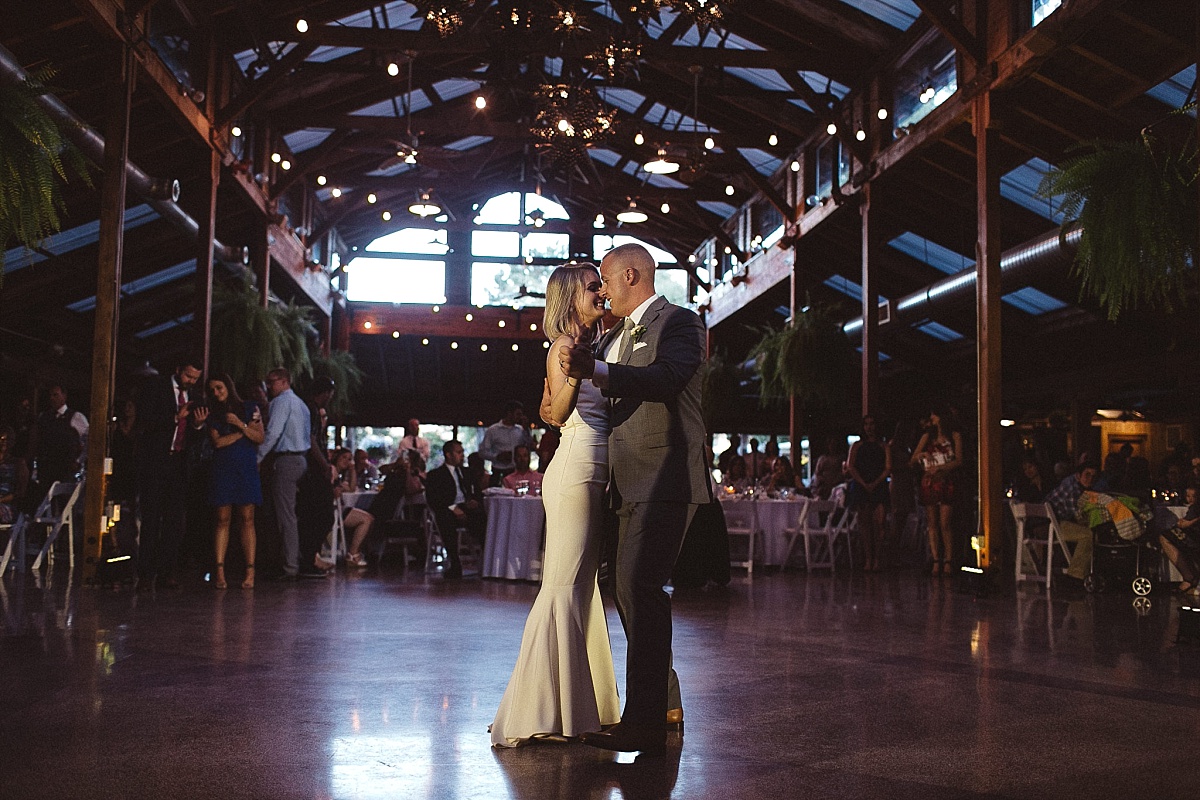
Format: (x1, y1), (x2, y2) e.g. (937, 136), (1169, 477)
(67, 259), (197, 313)
(2, 204), (160, 274)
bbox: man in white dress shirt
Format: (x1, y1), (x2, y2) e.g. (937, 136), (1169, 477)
(479, 402), (535, 486)
(397, 417), (431, 463)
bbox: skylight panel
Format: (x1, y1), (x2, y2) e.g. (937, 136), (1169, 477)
(1146, 64), (1197, 112)
(544, 57), (563, 77)
(1002, 286), (1068, 315)
(445, 135), (492, 151)
(588, 148), (622, 167)
(798, 71), (851, 99)
(68, 259), (196, 313)
(336, 2), (421, 29)
(1031, 0), (1062, 26)
(365, 162), (416, 178)
(350, 90), (430, 116)
(835, 0), (920, 30)
(857, 347), (892, 362)
(136, 313), (193, 340)
(915, 320), (964, 341)
(824, 274), (887, 303)
(738, 148), (783, 176)
(645, 173), (688, 189)
(697, 201), (737, 218)
(307, 45), (360, 63)
(888, 232), (972, 274)
(1000, 158), (1065, 222)
(643, 102), (714, 132)
(2, 204), (159, 274)
(431, 78), (481, 103)
(596, 86), (646, 114)
(283, 128), (332, 153)
(726, 67), (792, 93)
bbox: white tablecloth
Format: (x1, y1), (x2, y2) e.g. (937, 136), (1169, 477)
(719, 497), (806, 566)
(483, 495), (545, 580)
(340, 490), (377, 511)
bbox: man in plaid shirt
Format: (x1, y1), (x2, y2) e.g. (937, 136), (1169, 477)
(1045, 461), (1100, 581)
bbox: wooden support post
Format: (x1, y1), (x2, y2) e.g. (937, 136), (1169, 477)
(860, 183), (878, 418)
(82, 45), (134, 584)
(195, 150), (218, 374)
(253, 224), (270, 308)
(974, 91), (1003, 571)
(789, 243), (801, 469)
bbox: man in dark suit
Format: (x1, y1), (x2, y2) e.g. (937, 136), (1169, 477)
(424, 439), (484, 580)
(563, 242), (710, 756)
(135, 355), (207, 591)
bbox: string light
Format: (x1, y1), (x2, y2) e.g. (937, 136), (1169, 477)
(381, 210), (391, 221)
(316, 175), (327, 186)
(704, 136), (715, 150)
(367, 193), (377, 204)
(856, 130), (866, 141)
(511, 344), (519, 351)
(330, 188), (342, 198)
(877, 108), (889, 120)
(634, 132), (644, 145)
(387, 62), (400, 77)
(791, 160), (800, 172)
(363, 321), (373, 329)
(768, 133), (778, 146)
(271, 153), (281, 163)
(392, 331), (400, 339)
(826, 123), (837, 135)
(295, 18), (309, 32)
(422, 338), (429, 345)
(230, 125), (242, 138)
(498, 320), (506, 328)
(725, 184), (735, 196)
(451, 341), (459, 349)
(660, 202), (670, 213)
(465, 313), (474, 321)
(480, 344), (488, 351)
(280, 160), (291, 170)
(475, 95), (487, 109)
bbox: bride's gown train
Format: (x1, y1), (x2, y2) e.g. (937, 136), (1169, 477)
(490, 381), (620, 746)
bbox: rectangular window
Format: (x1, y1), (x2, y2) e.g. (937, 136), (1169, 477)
(522, 232), (569, 260)
(345, 258), (446, 304)
(472, 230), (521, 258)
(471, 263), (554, 307)
(815, 140), (835, 200)
(893, 37), (958, 132)
(1032, 0), (1062, 26)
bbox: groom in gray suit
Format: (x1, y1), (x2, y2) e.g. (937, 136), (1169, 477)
(562, 243), (710, 756)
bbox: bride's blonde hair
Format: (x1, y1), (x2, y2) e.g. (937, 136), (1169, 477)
(543, 264), (600, 343)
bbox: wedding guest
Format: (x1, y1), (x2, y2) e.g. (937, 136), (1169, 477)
(535, 427), (560, 472)
(759, 439), (780, 481)
(136, 355), (207, 591)
(716, 434), (741, 474)
(744, 438), (763, 481)
(354, 449), (380, 488)
(404, 452), (427, 509)
(502, 445), (543, 493)
(912, 408), (962, 576)
(467, 451), (491, 496)
(33, 384), (88, 488)
(810, 436), (845, 500)
(847, 415), (891, 572)
(205, 375), (264, 589)
(333, 447), (376, 569)
(108, 399), (138, 510)
(1160, 483), (1200, 597)
(1013, 458), (1048, 503)
(760, 455), (796, 495)
(257, 367), (314, 579)
(480, 401), (535, 485)
(397, 418), (431, 462)
(722, 455), (750, 491)
(1045, 460), (1100, 585)
(0, 426), (29, 524)
(425, 440), (484, 579)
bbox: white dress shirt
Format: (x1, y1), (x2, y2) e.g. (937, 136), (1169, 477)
(593, 293), (660, 388)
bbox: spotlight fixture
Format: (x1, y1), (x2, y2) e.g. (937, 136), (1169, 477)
(230, 125), (242, 138)
(409, 191), (442, 217)
(316, 175), (327, 186)
(826, 122), (837, 135)
(768, 133), (778, 146)
(475, 95), (487, 109)
(634, 131), (645, 145)
(643, 149), (680, 174)
(295, 18), (309, 32)
(387, 62), (400, 77)
(367, 193), (377, 204)
(616, 200), (648, 224)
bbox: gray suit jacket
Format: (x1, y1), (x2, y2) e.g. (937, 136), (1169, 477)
(600, 296), (711, 505)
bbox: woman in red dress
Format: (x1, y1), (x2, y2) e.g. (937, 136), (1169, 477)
(911, 408), (962, 576)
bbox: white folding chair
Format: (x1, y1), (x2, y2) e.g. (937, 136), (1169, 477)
(832, 507), (859, 569)
(423, 507), (448, 573)
(783, 498), (837, 571)
(724, 500), (757, 576)
(0, 513), (29, 574)
(31, 481), (83, 571)
(1011, 501), (1072, 587)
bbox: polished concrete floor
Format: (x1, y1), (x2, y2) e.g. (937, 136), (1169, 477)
(3, 564), (1200, 800)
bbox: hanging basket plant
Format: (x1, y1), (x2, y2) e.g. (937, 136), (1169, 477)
(1038, 106), (1199, 321)
(307, 350), (365, 420)
(210, 277), (317, 388)
(0, 67), (91, 284)
(746, 301), (857, 411)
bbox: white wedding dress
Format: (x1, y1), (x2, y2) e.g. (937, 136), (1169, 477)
(490, 380), (620, 746)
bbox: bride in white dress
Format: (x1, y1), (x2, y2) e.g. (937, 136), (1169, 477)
(490, 264), (620, 746)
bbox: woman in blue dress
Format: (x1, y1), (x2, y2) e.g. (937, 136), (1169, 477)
(206, 374), (264, 588)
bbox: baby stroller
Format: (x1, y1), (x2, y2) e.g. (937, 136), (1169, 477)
(1077, 491), (1157, 596)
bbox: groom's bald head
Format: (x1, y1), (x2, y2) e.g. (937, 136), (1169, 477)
(599, 243), (657, 317)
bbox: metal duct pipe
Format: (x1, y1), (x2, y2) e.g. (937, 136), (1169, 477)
(842, 225), (1081, 340)
(0, 42), (248, 266)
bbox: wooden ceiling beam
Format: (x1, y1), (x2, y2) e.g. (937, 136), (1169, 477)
(217, 41), (318, 128)
(909, 0), (984, 64)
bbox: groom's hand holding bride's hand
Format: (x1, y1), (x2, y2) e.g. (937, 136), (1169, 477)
(561, 337), (595, 380)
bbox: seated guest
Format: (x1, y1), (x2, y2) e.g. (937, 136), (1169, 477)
(331, 447), (375, 569)
(1045, 461), (1100, 584)
(760, 455), (796, 495)
(1160, 483), (1200, 597)
(425, 440), (484, 580)
(467, 451), (490, 496)
(354, 449), (380, 488)
(502, 445), (543, 493)
(404, 452), (427, 510)
(1013, 458), (1048, 503)
(0, 426), (30, 523)
(721, 455), (750, 491)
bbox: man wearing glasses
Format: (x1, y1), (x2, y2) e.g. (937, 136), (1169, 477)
(258, 368), (314, 579)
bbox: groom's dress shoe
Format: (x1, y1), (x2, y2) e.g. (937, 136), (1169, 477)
(581, 722), (666, 757)
(666, 708), (684, 733)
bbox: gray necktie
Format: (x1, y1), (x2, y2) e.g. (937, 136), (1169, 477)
(618, 317), (636, 364)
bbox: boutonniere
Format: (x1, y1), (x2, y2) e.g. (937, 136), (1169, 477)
(630, 324), (648, 343)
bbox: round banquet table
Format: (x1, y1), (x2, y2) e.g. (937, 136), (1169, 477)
(482, 494), (545, 581)
(718, 496), (807, 567)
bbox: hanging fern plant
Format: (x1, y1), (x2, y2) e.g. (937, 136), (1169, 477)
(1038, 106), (1199, 321)
(747, 301), (857, 411)
(0, 67), (91, 284)
(210, 277), (317, 388)
(308, 350), (365, 420)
